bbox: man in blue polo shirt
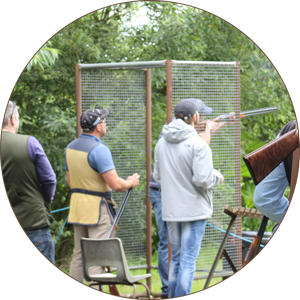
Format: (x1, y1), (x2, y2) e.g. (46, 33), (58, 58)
(65, 108), (140, 289)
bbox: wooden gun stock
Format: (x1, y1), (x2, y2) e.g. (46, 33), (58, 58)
(243, 215), (269, 266)
(243, 129), (299, 186)
(108, 224), (118, 239)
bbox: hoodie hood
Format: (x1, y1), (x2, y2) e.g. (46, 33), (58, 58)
(162, 119), (197, 143)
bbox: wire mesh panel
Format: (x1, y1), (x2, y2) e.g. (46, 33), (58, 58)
(81, 68), (147, 267)
(171, 61), (242, 278)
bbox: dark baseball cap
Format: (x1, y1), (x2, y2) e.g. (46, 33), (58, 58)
(174, 99), (197, 120)
(80, 108), (110, 129)
(189, 98), (213, 114)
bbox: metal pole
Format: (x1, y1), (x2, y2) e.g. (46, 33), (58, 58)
(146, 68), (152, 290)
(79, 60), (167, 70)
(75, 64), (82, 138)
(166, 60), (173, 124)
(234, 62), (243, 269)
(204, 213), (237, 289)
(166, 60), (173, 274)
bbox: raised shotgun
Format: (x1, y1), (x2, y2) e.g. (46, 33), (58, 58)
(243, 129), (299, 186)
(105, 189), (132, 296)
(198, 106), (277, 126)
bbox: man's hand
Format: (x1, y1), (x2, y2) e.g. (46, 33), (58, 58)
(206, 120), (218, 130)
(221, 176), (225, 183)
(127, 173), (140, 188)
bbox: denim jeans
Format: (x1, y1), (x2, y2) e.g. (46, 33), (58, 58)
(167, 219), (206, 298)
(149, 187), (169, 296)
(25, 227), (55, 264)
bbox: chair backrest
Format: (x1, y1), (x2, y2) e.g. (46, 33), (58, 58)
(81, 237), (131, 283)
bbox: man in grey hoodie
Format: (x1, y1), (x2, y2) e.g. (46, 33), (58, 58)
(153, 99), (224, 297)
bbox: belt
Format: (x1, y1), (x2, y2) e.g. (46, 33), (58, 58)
(150, 186), (161, 192)
(71, 188), (112, 199)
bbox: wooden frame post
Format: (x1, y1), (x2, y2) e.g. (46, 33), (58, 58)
(146, 68), (152, 290)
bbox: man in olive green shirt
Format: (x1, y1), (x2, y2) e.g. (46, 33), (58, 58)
(1, 101), (56, 263)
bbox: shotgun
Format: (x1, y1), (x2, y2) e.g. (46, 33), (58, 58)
(242, 127), (299, 265)
(198, 106), (277, 126)
(105, 189), (132, 296)
(219, 106), (277, 120)
(243, 129), (299, 186)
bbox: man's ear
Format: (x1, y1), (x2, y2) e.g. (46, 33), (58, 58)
(10, 115), (16, 126)
(195, 111), (199, 125)
(95, 124), (101, 133)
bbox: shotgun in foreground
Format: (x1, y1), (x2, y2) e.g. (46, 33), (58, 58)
(242, 128), (299, 265)
(243, 129), (299, 186)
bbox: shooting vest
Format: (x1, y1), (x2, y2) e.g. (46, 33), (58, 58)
(66, 136), (113, 226)
(1, 131), (53, 231)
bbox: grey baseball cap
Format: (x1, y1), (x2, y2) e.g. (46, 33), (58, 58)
(174, 99), (197, 120)
(189, 98), (213, 114)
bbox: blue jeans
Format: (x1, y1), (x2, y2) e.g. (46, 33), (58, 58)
(25, 227), (55, 264)
(149, 187), (169, 296)
(167, 220), (206, 297)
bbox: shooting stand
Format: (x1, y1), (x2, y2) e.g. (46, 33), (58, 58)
(204, 206), (263, 289)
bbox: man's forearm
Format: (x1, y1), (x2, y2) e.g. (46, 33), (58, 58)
(41, 182), (57, 203)
(113, 177), (133, 192)
(102, 169), (134, 192)
(199, 127), (211, 145)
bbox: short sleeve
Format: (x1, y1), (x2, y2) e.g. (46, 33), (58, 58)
(88, 144), (115, 174)
(64, 148), (68, 171)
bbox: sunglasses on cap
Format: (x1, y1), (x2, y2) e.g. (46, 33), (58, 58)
(10, 101), (16, 120)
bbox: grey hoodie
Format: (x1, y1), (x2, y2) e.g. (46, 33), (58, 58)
(153, 119), (223, 222)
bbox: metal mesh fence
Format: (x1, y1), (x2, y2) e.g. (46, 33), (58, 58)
(81, 69), (147, 267)
(171, 61), (242, 278)
(79, 60), (242, 279)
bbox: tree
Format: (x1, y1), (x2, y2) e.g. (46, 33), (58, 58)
(26, 41), (60, 71)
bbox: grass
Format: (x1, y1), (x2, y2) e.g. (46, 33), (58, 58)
(61, 253), (222, 295)
(100, 270), (223, 296)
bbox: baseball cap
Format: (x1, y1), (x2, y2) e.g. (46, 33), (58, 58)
(80, 108), (110, 130)
(174, 99), (197, 120)
(189, 98), (213, 114)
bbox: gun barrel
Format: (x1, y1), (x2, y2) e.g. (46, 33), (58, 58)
(106, 188), (132, 238)
(241, 106), (277, 117)
(198, 106), (278, 125)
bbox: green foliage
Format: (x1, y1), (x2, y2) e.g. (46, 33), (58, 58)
(50, 217), (73, 269)
(27, 41), (60, 71)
